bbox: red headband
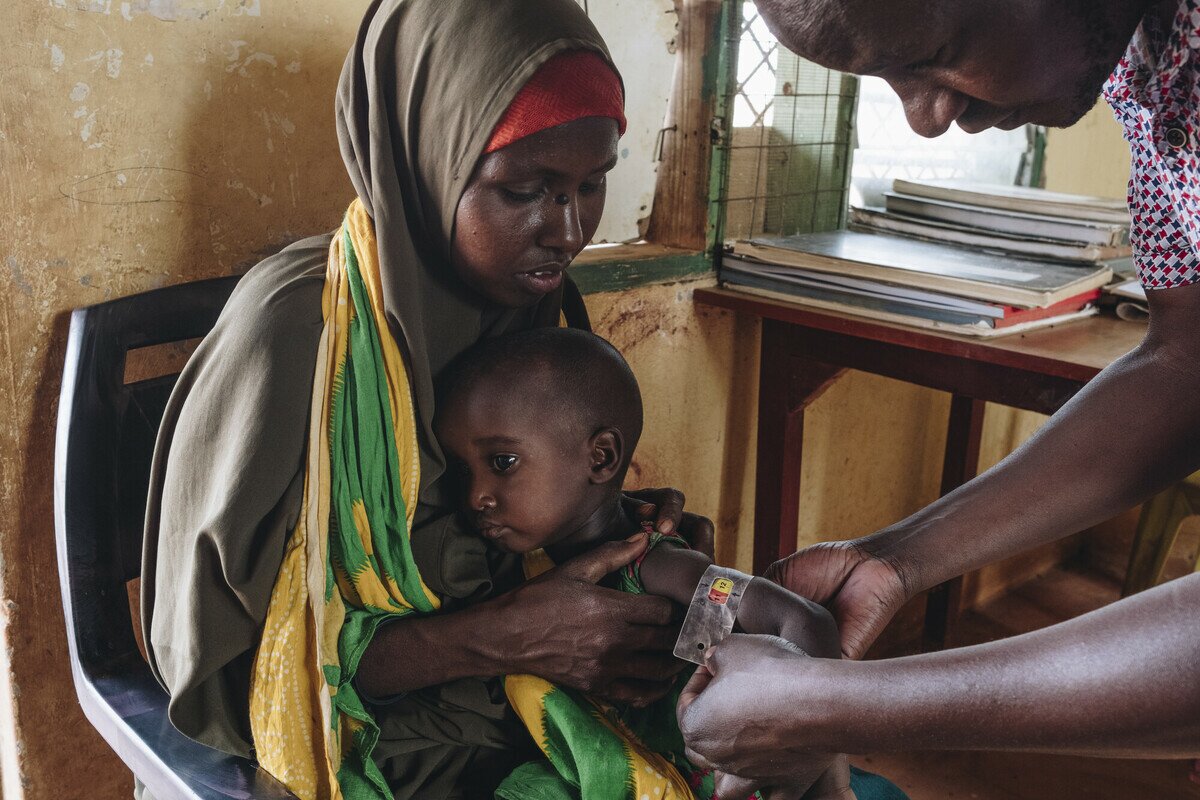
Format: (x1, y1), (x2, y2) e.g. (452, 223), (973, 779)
(485, 49), (627, 154)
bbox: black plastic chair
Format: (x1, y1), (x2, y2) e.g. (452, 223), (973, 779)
(53, 276), (297, 800)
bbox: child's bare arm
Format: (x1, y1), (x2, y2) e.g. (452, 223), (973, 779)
(638, 547), (847, 800)
(638, 547), (840, 659)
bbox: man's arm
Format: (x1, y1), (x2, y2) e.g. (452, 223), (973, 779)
(679, 573), (1200, 782)
(875, 283), (1200, 594)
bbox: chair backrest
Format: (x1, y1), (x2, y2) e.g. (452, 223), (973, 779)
(55, 276), (296, 800)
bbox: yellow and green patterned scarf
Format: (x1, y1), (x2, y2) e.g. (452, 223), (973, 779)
(499, 533), (720, 800)
(249, 198), (440, 800)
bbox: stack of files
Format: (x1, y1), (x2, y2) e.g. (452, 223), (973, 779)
(850, 179), (1132, 264)
(723, 229), (1114, 337)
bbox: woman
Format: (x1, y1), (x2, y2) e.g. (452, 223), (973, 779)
(141, 1), (700, 797)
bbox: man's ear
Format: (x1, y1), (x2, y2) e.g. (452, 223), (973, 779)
(588, 428), (625, 484)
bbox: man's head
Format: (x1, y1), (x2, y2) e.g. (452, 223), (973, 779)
(755, 0), (1151, 136)
(435, 328), (643, 554)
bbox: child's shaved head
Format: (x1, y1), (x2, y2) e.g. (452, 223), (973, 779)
(439, 327), (643, 481)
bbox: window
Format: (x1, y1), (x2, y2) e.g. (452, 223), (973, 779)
(716, 2), (1044, 244)
(720, 3), (857, 241)
(851, 76), (1042, 208)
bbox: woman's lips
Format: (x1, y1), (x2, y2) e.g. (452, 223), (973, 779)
(514, 266), (565, 295)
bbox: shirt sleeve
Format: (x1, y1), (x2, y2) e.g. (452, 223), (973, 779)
(1115, 4), (1200, 289)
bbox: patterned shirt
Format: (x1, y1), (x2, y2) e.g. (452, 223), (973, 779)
(1103, 0), (1200, 288)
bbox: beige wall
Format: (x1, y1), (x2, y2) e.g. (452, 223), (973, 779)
(3, 2), (371, 796)
(1043, 104), (1132, 200)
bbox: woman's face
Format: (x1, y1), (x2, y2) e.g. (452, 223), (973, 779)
(451, 116), (619, 307)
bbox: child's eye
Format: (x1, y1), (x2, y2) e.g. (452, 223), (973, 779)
(491, 454), (519, 473)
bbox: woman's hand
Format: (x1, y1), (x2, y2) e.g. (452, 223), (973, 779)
(623, 487), (715, 558)
(495, 532), (686, 706)
(677, 635), (840, 784)
(765, 539), (909, 659)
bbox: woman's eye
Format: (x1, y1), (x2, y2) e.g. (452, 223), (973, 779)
(502, 187), (543, 203)
(491, 454), (519, 472)
(579, 176), (605, 195)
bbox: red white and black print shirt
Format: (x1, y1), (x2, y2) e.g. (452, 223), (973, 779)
(1104, 0), (1200, 289)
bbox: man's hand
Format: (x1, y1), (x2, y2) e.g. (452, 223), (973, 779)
(765, 540), (908, 659)
(677, 635), (838, 784)
(624, 486), (715, 558)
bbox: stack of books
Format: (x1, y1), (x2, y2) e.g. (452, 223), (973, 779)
(851, 179), (1132, 264)
(720, 180), (1128, 337)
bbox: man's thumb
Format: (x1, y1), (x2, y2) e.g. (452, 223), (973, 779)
(557, 531), (648, 583)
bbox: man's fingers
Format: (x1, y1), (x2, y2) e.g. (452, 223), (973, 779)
(762, 556), (787, 587)
(683, 744), (716, 772)
(834, 601), (889, 661)
(555, 532), (648, 583)
(713, 772), (760, 800)
(676, 663), (713, 721)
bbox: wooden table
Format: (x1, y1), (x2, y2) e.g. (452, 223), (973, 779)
(694, 286), (1147, 649)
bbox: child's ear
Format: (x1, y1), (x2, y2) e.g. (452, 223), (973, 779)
(588, 428), (624, 484)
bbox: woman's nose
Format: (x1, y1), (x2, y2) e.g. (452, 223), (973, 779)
(540, 195), (583, 253)
(888, 78), (969, 139)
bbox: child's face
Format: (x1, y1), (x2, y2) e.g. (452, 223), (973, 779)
(436, 387), (603, 554)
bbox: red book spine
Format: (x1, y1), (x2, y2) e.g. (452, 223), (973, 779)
(993, 289), (1102, 329)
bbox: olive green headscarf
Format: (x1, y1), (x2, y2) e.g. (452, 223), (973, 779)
(141, 0), (615, 796)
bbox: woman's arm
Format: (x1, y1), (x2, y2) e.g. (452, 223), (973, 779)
(357, 533), (685, 704)
(678, 574), (1200, 783)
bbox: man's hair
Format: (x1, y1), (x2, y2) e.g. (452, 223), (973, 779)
(439, 327), (644, 479)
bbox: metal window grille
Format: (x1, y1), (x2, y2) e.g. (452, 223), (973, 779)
(716, 1), (859, 242)
(713, 3), (1045, 246)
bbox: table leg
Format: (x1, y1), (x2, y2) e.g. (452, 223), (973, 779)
(922, 394), (986, 651)
(753, 320), (845, 574)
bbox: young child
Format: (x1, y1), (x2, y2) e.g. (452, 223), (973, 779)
(435, 327), (855, 800)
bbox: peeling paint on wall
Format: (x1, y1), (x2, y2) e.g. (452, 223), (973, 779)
(224, 40), (277, 75)
(55, 0), (262, 21)
(83, 48), (124, 78)
(47, 43), (66, 72)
